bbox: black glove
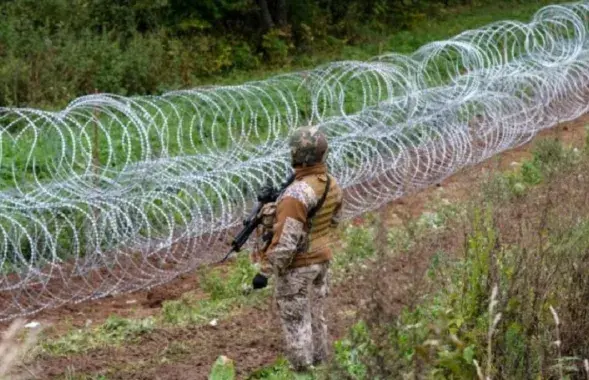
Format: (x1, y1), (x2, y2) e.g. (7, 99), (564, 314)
(252, 273), (268, 289)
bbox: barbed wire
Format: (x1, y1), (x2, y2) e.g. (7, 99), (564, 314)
(0, 2), (587, 321)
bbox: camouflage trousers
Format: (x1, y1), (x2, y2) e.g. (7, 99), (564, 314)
(274, 262), (330, 371)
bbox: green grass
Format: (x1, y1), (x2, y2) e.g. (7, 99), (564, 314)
(483, 136), (582, 202)
(41, 315), (155, 356)
(0, 0), (576, 271)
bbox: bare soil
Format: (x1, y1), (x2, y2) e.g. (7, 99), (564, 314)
(11, 115), (589, 379)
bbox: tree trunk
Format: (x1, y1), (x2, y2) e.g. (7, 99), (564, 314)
(257, 0), (274, 31)
(276, 0), (288, 27)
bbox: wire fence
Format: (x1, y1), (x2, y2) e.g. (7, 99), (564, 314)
(0, 2), (587, 321)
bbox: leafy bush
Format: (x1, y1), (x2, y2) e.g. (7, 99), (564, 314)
(261, 28), (294, 66)
(0, 0), (570, 107)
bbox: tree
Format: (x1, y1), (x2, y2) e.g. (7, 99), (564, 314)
(257, 0), (274, 31)
(275, 0), (288, 26)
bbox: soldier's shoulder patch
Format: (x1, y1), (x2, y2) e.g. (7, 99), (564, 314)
(282, 181), (317, 209)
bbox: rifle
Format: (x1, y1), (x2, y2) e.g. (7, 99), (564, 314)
(218, 172), (296, 263)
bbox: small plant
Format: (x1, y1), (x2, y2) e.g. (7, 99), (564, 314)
(531, 138), (578, 176)
(200, 253), (258, 301)
(209, 355), (236, 380)
(100, 315), (154, 341)
(332, 224), (376, 273)
(520, 161), (543, 185)
(41, 316), (154, 356)
(332, 321), (371, 380)
(247, 357), (296, 380)
(161, 295), (234, 326)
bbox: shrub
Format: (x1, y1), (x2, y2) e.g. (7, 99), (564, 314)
(328, 152), (589, 379)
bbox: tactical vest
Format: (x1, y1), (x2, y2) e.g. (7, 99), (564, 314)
(256, 169), (342, 269)
(301, 172), (341, 253)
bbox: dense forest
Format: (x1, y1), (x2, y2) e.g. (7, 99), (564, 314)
(0, 0), (508, 108)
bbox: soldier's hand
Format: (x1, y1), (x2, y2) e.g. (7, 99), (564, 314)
(252, 273), (268, 289)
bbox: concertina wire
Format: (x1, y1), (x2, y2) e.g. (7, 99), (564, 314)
(0, 2), (588, 320)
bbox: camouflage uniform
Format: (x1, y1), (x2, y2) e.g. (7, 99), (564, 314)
(261, 126), (343, 371)
(275, 263), (330, 368)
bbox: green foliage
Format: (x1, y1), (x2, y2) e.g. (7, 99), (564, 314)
(0, 0), (571, 108)
(247, 357), (297, 380)
(331, 224), (376, 277)
(262, 29), (294, 66)
(332, 321), (371, 379)
(41, 315), (155, 356)
(209, 356), (236, 380)
(483, 138), (579, 202)
(343, 225), (375, 261)
(531, 138), (579, 176)
(161, 291), (232, 326)
(162, 254), (267, 325)
(520, 161), (543, 185)
(199, 253), (258, 301)
(330, 150), (589, 379)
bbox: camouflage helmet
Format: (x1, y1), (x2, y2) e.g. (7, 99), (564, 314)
(288, 126), (328, 167)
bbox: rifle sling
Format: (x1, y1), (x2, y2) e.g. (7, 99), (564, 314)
(307, 174), (331, 225)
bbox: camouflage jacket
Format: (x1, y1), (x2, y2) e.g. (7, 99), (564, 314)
(260, 163), (343, 276)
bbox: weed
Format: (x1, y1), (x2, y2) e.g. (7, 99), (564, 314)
(41, 316), (154, 356)
(332, 321), (371, 380)
(161, 288), (268, 327)
(483, 138), (580, 203)
(332, 224), (375, 274)
(161, 341), (191, 358)
(200, 253), (258, 301)
(247, 357), (296, 380)
(209, 355), (237, 380)
(162, 252), (268, 326)
(520, 161), (543, 185)
(531, 138), (578, 176)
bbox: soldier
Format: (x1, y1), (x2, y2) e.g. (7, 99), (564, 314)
(251, 126), (343, 372)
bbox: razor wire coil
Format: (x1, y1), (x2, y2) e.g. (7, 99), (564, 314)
(0, 2), (588, 320)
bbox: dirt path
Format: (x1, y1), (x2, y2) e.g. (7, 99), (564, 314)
(16, 116), (589, 379)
